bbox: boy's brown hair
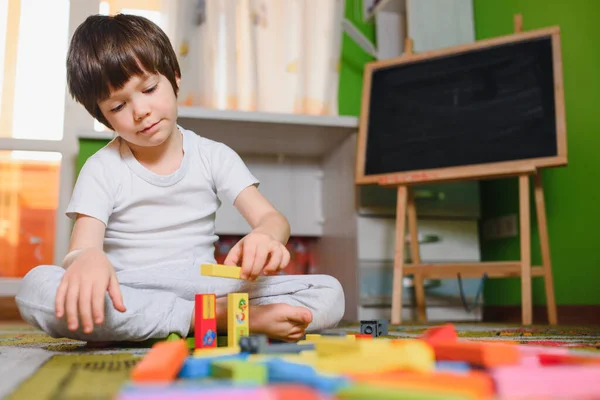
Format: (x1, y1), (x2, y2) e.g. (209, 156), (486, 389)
(66, 14), (181, 129)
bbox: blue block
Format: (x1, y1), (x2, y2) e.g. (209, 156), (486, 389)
(262, 358), (350, 394)
(435, 360), (471, 373)
(178, 354), (248, 379)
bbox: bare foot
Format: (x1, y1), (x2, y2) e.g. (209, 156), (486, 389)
(191, 301), (313, 342)
(249, 303), (313, 342)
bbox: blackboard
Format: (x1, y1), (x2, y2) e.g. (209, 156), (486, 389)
(356, 28), (567, 184)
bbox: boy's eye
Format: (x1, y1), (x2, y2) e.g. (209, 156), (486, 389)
(143, 84), (158, 94)
(110, 103), (124, 113)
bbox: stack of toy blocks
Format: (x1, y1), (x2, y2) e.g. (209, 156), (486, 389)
(118, 264), (600, 399)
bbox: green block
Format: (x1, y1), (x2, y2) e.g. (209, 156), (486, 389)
(210, 360), (267, 384)
(166, 333), (182, 341)
(337, 384), (470, 400)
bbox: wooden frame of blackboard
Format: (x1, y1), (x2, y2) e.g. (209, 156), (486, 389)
(355, 26), (567, 186)
(355, 18), (562, 327)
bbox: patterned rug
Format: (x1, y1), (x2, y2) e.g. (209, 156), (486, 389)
(1, 322), (599, 399)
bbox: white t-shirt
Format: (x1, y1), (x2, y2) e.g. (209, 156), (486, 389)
(66, 126), (259, 271)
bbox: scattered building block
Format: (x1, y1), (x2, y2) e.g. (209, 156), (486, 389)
(337, 383), (470, 400)
(201, 263), (242, 279)
(227, 293), (249, 348)
(354, 334), (373, 339)
(268, 384), (328, 400)
(211, 359), (267, 384)
(178, 354), (248, 379)
(434, 361), (471, 373)
(316, 340), (435, 374)
(166, 332), (182, 341)
(116, 384), (280, 400)
(431, 341), (520, 367)
(130, 339), (188, 382)
(349, 370), (494, 399)
(264, 358), (350, 394)
(421, 324), (458, 345)
(538, 353), (600, 366)
(193, 346), (240, 358)
(493, 365), (600, 399)
(360, 319), (388, 337)
(195, 293), (217, 349)
(239, 334), (315, 354)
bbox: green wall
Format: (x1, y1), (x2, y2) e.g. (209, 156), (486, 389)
(474, 0), (600, 305)
(338, 0), (375, 116)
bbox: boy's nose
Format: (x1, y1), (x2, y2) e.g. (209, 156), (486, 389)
(133, 102), (151, 120)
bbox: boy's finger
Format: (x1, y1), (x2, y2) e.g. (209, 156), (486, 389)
(65, 283), (80, 331)
(281, 248), (291, 270)
(55, 279), (68, 318)
(108, 275), (126, 313)
(264, 248), (283, 274)
(78, 283), (93, 334)
(223, 243), (241, 266)
(250, 244), (269, 279)
(91, 284), (105, 325)
(241, 245), (256, 280)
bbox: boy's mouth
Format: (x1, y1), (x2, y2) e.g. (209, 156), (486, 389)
(140, 120), (160, 134)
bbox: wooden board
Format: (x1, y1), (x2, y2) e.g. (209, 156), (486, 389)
(356, 27), (567, 186)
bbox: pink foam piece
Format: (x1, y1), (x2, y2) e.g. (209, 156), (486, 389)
(516, 344), (570, 356)
(493, 365), (600, 398)
(519, 355), (541, 367)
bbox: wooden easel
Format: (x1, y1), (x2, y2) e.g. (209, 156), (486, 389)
(389, 15), (558, 326)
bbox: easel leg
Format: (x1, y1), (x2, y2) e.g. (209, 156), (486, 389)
(519, 175), (533, 325)
(534, 172), (558, 325)
(391, 186), (408, 325)
(407, 188), (426, 322)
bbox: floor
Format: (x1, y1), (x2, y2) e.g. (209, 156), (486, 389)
(1, 321), (599, 399)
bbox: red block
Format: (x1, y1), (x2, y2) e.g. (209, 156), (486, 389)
(195, 293), (217, 349)
(421, 324), (458, 345)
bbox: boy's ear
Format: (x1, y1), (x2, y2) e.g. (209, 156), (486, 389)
(176, 76), (181, 89)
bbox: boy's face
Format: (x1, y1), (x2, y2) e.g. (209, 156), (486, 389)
(98, 72), (180, 148)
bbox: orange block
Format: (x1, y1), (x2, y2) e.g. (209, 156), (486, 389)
(350, 370), (494, 400)
(269, 385), (324, 400)
(432, 341), (520, 368)
(131, 339), (189, 382)
(421, 324), (458, 345)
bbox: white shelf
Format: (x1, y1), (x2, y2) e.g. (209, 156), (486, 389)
(79, 107), (359, 158)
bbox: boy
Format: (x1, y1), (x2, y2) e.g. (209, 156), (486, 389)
(15, 14), (344, 342)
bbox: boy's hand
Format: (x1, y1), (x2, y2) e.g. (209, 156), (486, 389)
(55, 248), (126, 333)
(223, 232), (291, 280)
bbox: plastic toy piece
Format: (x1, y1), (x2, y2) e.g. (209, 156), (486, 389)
(349, 370), (494, 399)
(201, 263), (242, 279)
(195, 293), (217, 349)
(211, 359), (267, 384)
(360, 319), (388, 337)
(421, 324), (458, 344)
(432, 341), (520, 367)
(228, 293), (249, 347)
(193, 346), (240, 358)
(493, 365), (600, 399)
(264, 358), (350, 394)
(337, 383), (467, 400)
(179, 353), (248, 379)
(131, 339), (188, 382)
(166, 332), (182, 341)
(239, 334), (316, 354)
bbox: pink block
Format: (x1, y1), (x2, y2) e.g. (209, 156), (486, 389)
(516, 344), (570, 356)
(493, 365), (600, 398)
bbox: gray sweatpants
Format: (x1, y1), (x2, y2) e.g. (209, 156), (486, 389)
(15, 261), (345, 342)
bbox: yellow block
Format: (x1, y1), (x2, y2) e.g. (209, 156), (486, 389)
(315, 339), (435, 374)
(201, 264), (242, 279)
(227, 293), (249, 347)
(193, 346), (240, 358)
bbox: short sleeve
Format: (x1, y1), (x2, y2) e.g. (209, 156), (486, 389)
(65, 156), (118, 225)
(210, 142), (259, 204)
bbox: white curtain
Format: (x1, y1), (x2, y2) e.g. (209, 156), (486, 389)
(171, 0), (345, 115)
